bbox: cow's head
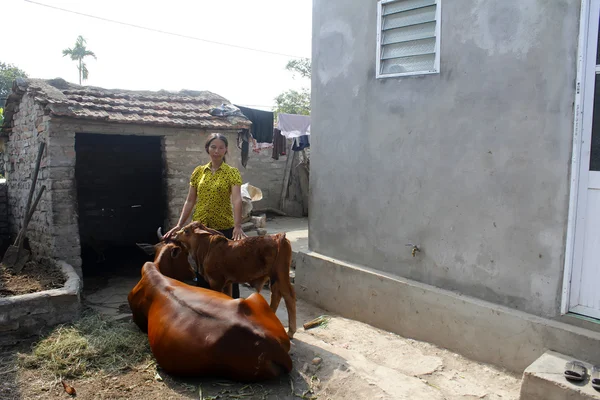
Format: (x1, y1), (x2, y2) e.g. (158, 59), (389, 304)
(136, 228), (195, 281)
(173, 222), (227, 261)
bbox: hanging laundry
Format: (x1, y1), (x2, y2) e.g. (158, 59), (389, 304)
(292, 135), (310, 151)
(272, 128), (287, 160)
(237, 129), (252, 168)
(235, 105), (275, 143)
(277, 113), (311, 138)
(253, 142), (273, 153)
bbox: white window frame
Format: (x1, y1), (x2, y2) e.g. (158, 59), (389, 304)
(561, 0), (593, 315)
(376, 0), (441, 79)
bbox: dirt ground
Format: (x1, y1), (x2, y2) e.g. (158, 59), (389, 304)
(0, 219), (523, 399)
(0, 284), (522, 400)
(0, 261), (65, 297)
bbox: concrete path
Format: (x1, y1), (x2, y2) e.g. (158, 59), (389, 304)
(247, 215), (309, 253)
(83, 216), (522, 399)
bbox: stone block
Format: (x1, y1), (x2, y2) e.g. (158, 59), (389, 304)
(52, 209), (77, 225)
(0, 320), (19, 333)
(47, 145), (76, 167)
(520, 351), (600, 400)
(251, 214), (267, 228)
(48, 167), (75, 180)
(48, 179), (74, 190)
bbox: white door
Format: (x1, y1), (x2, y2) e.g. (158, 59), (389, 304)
(571, 0), (600, 319)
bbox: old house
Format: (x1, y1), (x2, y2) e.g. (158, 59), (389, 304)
(0, 78), (291, 277)
(298, 0), (600, 382)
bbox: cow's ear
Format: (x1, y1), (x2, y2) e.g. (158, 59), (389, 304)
(171, 247), (181, 258)
(193, 227), (210, 236)
(137, 243), (156, 256)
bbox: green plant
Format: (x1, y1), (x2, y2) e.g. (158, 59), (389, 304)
(62, 35), (97, 85)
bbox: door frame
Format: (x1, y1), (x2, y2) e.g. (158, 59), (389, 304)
(562, 0), (595, 315)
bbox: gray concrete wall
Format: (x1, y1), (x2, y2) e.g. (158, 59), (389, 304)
(310, 0), (580, 318)
(295, 251), (600, 373)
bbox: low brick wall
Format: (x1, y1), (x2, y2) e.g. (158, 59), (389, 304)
(0, 259), (82, 344)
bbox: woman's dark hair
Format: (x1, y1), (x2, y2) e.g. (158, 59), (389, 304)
(205, 133), (229, 162)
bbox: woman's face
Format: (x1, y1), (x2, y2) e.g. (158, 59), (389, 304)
(208, 138), (227, 161)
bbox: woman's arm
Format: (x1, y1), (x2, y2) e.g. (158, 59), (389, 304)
(231, 184), (247, 240)
(164, 186), (197, 239)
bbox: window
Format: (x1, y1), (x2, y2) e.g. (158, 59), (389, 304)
(376, 0), (441, 78)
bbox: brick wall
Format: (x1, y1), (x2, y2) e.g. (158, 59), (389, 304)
(0, 181), (8, 239)
(4, 111), (290, 273)
(240, 143), (289, 211)
(3, 93), (51, 263)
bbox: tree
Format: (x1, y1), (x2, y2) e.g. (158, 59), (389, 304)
(62, 35), (96, 85)
(274, 58), (311, 116)
(274, 89), (311, 116)
(285, 58), (311, 79)
(0, 62), (28, 108)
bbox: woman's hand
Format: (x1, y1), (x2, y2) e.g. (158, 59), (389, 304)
(232, 226), (247, 241)
(163, 225), (182, 240)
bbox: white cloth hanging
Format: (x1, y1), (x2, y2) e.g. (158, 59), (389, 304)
(277, 113), (311, 138)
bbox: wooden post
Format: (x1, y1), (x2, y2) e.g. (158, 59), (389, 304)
(279, 141), (294, 210)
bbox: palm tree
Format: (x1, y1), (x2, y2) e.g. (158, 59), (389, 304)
(62, 36), (97, 85)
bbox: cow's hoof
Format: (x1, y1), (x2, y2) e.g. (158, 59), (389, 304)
(287, 330), (295, 339)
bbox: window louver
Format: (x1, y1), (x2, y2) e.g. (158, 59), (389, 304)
(377, 0), (440, 78)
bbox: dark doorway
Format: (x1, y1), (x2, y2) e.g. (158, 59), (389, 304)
(75, 133), (165, 279)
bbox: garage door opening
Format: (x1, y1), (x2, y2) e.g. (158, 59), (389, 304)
(75, 133), (166, 279)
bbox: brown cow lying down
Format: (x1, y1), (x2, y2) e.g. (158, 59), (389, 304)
(173, 221), (297, 338)
(127, 250), (293, 381)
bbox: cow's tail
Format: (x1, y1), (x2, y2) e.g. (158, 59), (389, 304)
(271, 233), (292, 285)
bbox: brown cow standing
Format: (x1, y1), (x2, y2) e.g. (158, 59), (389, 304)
(173, 221), (297, 338)
(127, 244), (293, 381)
(136, 226), (225, 284)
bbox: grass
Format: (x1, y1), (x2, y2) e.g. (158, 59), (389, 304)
(18, 310), (152, 379)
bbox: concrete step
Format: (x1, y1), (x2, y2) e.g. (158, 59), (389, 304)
(520, 350), (600, 399)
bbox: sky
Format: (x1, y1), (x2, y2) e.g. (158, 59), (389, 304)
(2, 0), (313, 111)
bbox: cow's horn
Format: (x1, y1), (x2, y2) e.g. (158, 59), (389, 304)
(157, 227), (163, 240)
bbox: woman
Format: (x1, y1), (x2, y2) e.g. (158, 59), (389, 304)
(164, 132), (246, 298)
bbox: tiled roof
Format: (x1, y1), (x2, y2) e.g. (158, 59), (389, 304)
(1, 78), (251, 132)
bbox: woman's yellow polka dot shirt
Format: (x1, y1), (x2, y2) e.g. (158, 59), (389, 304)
(190, 162), (242, 230)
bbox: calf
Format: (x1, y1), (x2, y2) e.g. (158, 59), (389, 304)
(127, 246), (293, 381)
(173, 221), (297, 338)
(137, 225), (232, 285)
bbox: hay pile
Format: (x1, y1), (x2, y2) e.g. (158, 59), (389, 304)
(19, 311), (152, 378)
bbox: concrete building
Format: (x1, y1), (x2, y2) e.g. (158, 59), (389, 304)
(298, 0), (600, 377)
